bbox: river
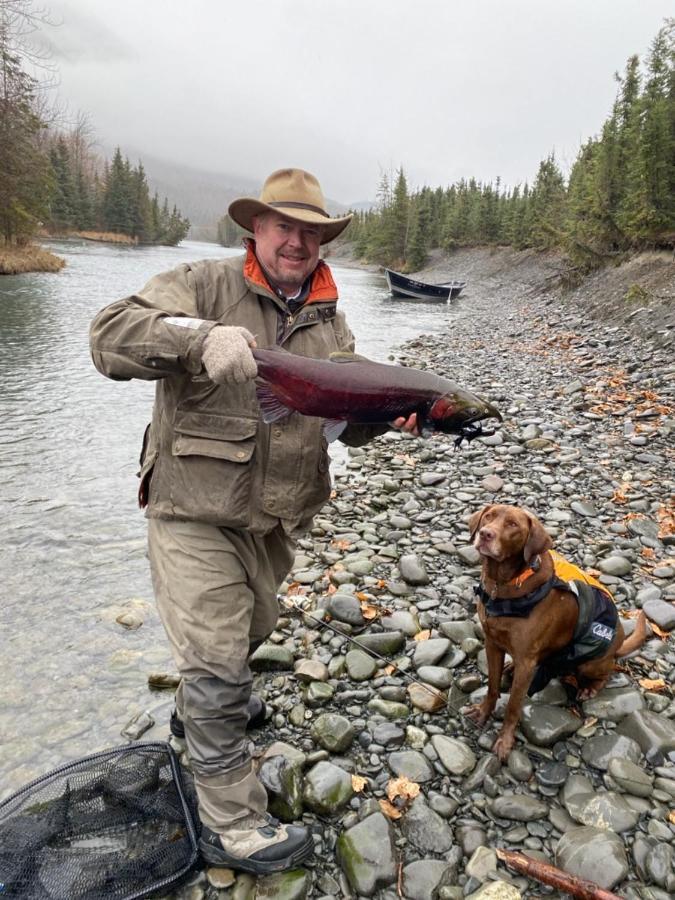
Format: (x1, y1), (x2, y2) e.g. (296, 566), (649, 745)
(0, 239), (459, 797)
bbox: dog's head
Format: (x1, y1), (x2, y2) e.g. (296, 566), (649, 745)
(469, 504), (552, 564)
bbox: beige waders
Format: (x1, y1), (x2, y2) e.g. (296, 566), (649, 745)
(147, 517), (295, 831)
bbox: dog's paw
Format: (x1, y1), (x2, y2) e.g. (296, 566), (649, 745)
(463, 702), (491, 726)
(493, 731), (516, 761)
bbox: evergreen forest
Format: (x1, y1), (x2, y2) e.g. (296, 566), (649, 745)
(0, 3), (190, 248)
(343, 21), (674, 273)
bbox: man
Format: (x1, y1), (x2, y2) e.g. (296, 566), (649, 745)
(90, 168), (417, 874)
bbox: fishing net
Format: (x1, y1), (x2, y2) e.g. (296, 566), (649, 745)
(0, 742), (199, 900)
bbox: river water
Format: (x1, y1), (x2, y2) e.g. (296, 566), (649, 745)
(0, 239), (459, 797)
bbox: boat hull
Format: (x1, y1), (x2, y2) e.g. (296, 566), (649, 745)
(384, 268), (465, 301)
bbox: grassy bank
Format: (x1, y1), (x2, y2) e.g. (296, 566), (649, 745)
(76, 231), (137, 245)
(0, 244), (66, 275)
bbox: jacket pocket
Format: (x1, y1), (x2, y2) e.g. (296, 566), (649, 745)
(169, 412), (258, 526)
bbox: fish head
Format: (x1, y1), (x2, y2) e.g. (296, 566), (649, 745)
(429, 390), (502, 436)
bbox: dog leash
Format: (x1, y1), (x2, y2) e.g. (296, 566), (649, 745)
(277, 593), (552, 761)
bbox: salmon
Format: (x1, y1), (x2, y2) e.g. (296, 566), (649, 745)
(253, 347), (502, 444)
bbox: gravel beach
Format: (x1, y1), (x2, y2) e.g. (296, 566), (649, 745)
(108, 250), (675, 898)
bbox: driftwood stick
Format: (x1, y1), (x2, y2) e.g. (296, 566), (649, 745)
(496, 849), (624, 900)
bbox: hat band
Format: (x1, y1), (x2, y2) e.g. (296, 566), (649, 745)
(268, 200), (330, 218)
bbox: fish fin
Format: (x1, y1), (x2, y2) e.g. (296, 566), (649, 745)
(323, 419), (348, 442)
(328, 351), (370, 363)
(256, 383), (293, 423)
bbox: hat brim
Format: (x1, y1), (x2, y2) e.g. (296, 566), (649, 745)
(228, 198), (352, 244)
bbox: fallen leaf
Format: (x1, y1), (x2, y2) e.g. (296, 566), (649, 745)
(583, 716), (598, 728)
(331, 539), (351, 551)
(326, 583), (337, 595)
(413, 629), (431, 642)
(386, 777), (420, 803)
(639, 678), (667, 692)
(361, 603), (381, 620)
(286, 582), (306, 597)
(351, 775), (367, 793)
(669, 810), (675, 826)
(378, 798), (402, 819)
(648, 622), (671, 639)
(641, 547), (656, 560)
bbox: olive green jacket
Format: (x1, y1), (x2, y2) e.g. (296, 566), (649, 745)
(89, 247), (383, 534)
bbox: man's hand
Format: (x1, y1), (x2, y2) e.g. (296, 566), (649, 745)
(202, 326), (257, 385)
(391, 413), (421, 436)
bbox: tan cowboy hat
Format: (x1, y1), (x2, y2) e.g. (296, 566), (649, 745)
(228, 168), (352, 244)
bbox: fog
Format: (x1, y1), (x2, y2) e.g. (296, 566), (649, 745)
(39, 0), (673, 202)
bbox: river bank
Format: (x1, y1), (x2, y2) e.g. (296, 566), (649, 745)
(0, 243), (66, 275)
(131, 249), (675, 898)
(325, 242), (675, 350)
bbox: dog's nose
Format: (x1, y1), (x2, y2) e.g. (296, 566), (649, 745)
(479, 527), (495, 541)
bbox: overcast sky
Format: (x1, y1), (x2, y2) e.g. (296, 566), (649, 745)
(37, 0), (672, 204)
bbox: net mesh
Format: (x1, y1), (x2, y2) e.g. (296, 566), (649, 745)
(0, 742), (199, 900)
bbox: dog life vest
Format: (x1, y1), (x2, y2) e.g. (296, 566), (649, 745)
(476, 550), (619, 695)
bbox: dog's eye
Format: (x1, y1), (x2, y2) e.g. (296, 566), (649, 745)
(506, 520), (517, 528)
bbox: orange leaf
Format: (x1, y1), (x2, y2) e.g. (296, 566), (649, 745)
(386, 777), (420, 803)
(641, 547), (656, 559)
(286, 582), (306, 597)
(649, 622), (671, 639)
(331, 539), (351, 550)
(351, 775), (368, 793)
(378, 798), (402, 820)
(361, 603), (381, 621)
(413, 629), (431, 642)
(669, 810), (675, 826)
(326, 583), (337, 594)
(639, 678), (667, 692)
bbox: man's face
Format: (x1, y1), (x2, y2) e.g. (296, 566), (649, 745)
(253, 211), (323, 295)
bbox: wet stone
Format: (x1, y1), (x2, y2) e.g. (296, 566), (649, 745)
(555, 826), (629, 890)
(580, 733), (644, 770)
(416, 665), (454, 689)
(400, 795), (454, 853)
(353, 631), (405, 655)
(305, 681), (334, 706)
(431, 735), (477, 775)
(490, 794), (549, 822)
(597, 556), (632, 576)
(520, 702), (582, 746)
(380, 611), (420, 636)
(576, 791), (640, 832)
(507, 750), (533, 782)
(535, 761), (569, 789)
(466, 883), (522, 900)
(401, 859), (452, 900)
(645, 843), (674, 888)
(326, 594), (366, 626)
(413, 638), (451, 668)
(294, 659), (329, 683)
(582, 686), (645, 721)
(250, 645), (295, 671)
(607, 758), (654, 797)
(407, 682), (446, 713)
(311, 714), (355, 753)
(562, 774), (594, 820)
(302, 761), (353, 815)
(345, 649), (377, 681)
(336, 812), (397, 896)
(372, 723), (405, 748)
(255, 869), (310, 900)
(617, 710), (675, 755)
(398, 554), (430, 585)
(259, 755), (303, 821)
(642, 598), (675, 631)
(367, 698), (409, 719)
(388, 750), (435, 783)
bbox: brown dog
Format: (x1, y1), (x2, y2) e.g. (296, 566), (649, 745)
(464, 504), (647, 760)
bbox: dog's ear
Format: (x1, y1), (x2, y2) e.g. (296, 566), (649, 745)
(469, 505), (492, 541)
(523, 513), (553, 562)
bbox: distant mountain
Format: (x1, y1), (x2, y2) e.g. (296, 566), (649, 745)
(112, 149), (354, 241)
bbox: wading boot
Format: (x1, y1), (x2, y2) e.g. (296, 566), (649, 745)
(200, 814), (313, 874)
(169, 695), (266, 740)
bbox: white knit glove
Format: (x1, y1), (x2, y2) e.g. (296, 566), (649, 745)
(201, 326), (257, 385)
